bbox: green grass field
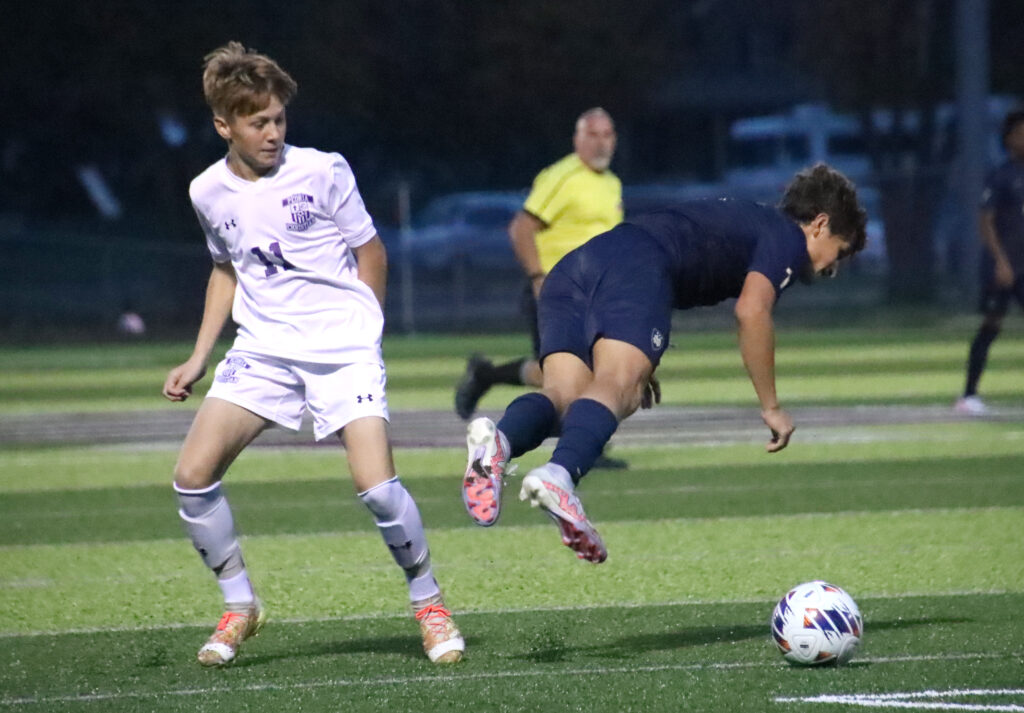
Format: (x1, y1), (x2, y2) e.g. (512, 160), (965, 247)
(2, 325), (1024, 712)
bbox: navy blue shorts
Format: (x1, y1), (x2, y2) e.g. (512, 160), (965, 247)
(537, 224), (673, 369)
(519, 280), (541, 358)
(978, 255), (1024, 315)
(979, 279), (1024, 315)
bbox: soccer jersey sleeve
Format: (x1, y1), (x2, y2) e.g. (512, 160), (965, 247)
(980, 166), (1003, 211)
(748, 226), (808, 297)
(193, 203), (231, 263)
(325, 155), (377, 249)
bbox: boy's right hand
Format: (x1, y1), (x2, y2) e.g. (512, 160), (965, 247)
(162, 359), (207, 402)
(761, 406), (794, 453)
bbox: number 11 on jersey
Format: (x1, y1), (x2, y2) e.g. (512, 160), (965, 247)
(251, 242), (296, 276)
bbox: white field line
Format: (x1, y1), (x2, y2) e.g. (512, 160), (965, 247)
(0, 588), (1018, 639)
(1, 653), (1019, 708)
(775, 688), (1024, 711)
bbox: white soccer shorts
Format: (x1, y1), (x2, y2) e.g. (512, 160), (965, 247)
(205, 349), (389, 440)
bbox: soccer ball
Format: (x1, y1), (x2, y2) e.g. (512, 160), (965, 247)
(770, 580), (863, 666)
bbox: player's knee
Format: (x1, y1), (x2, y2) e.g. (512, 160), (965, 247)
(982, 314), (1004, 330)
(539, 387), (574, 416)
(618, 382), (645, 418)
(594, 370), (647, 417)
(172, 460), (219, 491)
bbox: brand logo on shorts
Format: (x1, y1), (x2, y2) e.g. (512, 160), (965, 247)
(216, 356), (250, 384)
(356, 394), (374, 403)
(651, 328), (665, 351)
(283, 193), (315, 232)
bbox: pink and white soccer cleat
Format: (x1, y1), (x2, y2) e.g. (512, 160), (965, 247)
(519, 464), (607, 563)
(462, 417), (513, 526)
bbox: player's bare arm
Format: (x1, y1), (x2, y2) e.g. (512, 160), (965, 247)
(162, 261), (237, 402)
(979, 209), (1014, 287)
(353, 234), (388, 309)
(508, 210), (547, 296)
(735, 270), (794, 452)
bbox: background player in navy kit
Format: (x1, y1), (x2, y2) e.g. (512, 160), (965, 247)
(460, 163), (867, 562)
(955, 109), (1024, 416)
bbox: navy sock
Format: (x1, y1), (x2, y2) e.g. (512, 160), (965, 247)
(551, 399), (619, 485)
(965, 324), (999, 396)
(497, 392), (559, 458)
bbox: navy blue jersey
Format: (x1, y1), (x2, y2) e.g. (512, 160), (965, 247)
(627, 199), (809, 308)
(980, 159), (1024, 272)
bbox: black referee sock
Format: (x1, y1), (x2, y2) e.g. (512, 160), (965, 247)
(551, 399), (619, 485)
(481, 358), (528, 386)
(964, 324), (1000, 396)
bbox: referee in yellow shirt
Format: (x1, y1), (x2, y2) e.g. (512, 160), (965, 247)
(456, 108), (625, 465)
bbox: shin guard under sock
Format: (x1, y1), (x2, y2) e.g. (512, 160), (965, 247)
(551, 399), (619, 484)
(359, 477), (439, 603)
(497, 392), (559, 458)
(175, 482), (252, 602)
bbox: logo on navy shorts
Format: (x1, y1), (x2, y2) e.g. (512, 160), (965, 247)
(651, 328), (665, 351)
(216, 356), (250, 384)
(283, 193), (315, 231)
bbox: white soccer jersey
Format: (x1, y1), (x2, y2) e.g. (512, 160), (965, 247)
(189, 146), (382, 364)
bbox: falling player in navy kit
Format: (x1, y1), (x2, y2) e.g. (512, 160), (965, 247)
(460, 163), (867, 563)
(955, 109), (1024, 416)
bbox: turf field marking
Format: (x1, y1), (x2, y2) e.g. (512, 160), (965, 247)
(2, 473), (1020, 525)
(617, 474), (1024, 497)
(0, 654), (1017, 708)
(0, 588), (1017, 638)
(774, 688), (1024, 710)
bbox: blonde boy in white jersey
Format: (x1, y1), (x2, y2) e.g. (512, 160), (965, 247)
(162, 42), (463, 667)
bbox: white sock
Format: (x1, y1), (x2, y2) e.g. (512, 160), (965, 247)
(218, 570), (255, 605)
(359, 476), (440, 603)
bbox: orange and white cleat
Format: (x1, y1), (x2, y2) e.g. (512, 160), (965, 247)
(413, 594), (465, 663)
(462, 417), (514, 526)
(520, 464), (607, 563)
(196, 599), (266, 667)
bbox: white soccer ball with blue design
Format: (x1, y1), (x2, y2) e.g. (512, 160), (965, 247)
(771, 580), (863, 666)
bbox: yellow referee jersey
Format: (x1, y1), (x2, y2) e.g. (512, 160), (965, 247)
(522, 153), (623, 273)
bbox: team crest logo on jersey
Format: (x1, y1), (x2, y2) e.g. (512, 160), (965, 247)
(283, 193), (315, 231)
(216, 356), (251, 384)
(651, 328), (665, 351)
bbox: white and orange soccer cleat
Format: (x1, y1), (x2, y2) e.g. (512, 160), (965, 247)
(196, 599), (266, 667)
(520, 463), (607, 563)
(462, 417), (514, 526)
(413, 594), (465, 663)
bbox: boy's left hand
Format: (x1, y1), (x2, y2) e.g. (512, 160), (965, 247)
(641, 374), (661, 409)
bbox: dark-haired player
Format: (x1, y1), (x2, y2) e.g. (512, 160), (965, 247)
(955, 109), (1024, 416)
(460, 163), (867, 563)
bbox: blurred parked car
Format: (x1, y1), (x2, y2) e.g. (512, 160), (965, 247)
(388, 191), (525, 271)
